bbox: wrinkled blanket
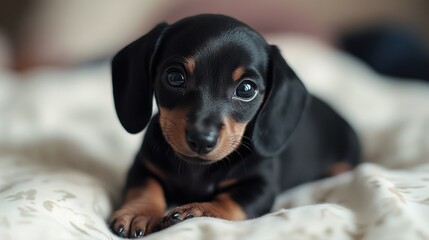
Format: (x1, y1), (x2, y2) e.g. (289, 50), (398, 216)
(1, 35), (428, 240)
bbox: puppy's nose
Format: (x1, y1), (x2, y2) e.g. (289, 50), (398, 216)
(186, 129), (218, 154)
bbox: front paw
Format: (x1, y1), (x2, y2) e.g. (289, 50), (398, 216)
(109, 208), (162, 238)
(159, 203), (219, 229)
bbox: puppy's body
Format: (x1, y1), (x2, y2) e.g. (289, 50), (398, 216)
(110, 14), (360, 238)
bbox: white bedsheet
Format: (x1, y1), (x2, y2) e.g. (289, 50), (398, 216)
(1, 35), (428, 240)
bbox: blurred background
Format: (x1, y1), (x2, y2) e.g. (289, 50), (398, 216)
(0, 0), (428, 78)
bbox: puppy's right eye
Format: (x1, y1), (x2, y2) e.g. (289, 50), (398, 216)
(166, 70), (185, 87)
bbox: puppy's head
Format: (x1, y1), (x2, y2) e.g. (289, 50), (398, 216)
(112, 14), (308, 164)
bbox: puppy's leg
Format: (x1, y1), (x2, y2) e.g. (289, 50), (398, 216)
(110, 178), (165, 238)
(159, 176), (275, 229)
(159, 193), (245, 229)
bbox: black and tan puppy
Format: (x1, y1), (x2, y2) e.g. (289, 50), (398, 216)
(109, 14), (360, 238)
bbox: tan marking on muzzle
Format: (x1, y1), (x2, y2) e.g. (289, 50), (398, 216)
(160, 107), (248, 162)
(202, 116), (247, 161)
(159, 107), (196, 157)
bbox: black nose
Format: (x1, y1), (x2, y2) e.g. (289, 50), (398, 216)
(186, 129), (218, 154)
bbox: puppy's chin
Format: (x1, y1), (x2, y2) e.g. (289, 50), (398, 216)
(176, 153), (219, 165)
(173, 148), (232, 164)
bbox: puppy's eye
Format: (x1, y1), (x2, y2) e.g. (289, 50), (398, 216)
(234, 80), (258, 101)
(166, 70), (185, 87)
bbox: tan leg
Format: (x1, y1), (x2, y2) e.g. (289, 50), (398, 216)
(110, 178), (166, 238)
(159, 193), (246, 229)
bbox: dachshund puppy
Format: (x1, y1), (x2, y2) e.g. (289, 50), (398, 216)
(109, 14), (360, 238)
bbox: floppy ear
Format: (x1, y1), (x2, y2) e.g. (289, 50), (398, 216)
(112, 23), (168, 133)
(252, 45), (309, 157)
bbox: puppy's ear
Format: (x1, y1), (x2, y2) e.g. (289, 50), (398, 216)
(112, 23), (168, 133)
(252, 46), (308, 157)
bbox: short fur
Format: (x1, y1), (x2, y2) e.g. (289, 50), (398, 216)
(109, 14), (360, 238)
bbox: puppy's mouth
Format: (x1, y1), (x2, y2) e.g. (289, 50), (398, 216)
(175, 153), (218, 165)
(170, 142), (226, 164)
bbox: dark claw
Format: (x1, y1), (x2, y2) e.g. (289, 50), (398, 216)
(172, 212), (181, 219)
(171, 217), (180, 224)
(118, 225), (125, 236)
(185, 214), (194, 220)
(134, 229), (143, 238)
(170, 212), (181, 224)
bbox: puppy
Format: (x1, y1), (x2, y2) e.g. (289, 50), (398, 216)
(109, 14), (360, 238)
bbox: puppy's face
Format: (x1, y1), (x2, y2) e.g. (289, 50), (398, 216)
(153, 17), (269, 163)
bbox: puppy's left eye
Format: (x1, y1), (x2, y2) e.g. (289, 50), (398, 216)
(234, 80), (258, 101)
(166, 70), (185, 87)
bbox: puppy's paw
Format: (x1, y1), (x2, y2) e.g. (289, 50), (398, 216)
(109, 208), (162, 238)
(159, 202), (220, 229)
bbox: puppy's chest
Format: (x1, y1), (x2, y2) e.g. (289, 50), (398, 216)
(162, 166), (224, 204)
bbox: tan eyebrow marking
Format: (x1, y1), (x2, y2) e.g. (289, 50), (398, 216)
(232, 66), (245, 82)
(184, 57), (196, 75)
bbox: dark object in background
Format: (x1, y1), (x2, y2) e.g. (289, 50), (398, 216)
(341, 27), (429, 81)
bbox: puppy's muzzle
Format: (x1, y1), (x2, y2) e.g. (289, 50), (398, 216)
(186, 126), (219, 154)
